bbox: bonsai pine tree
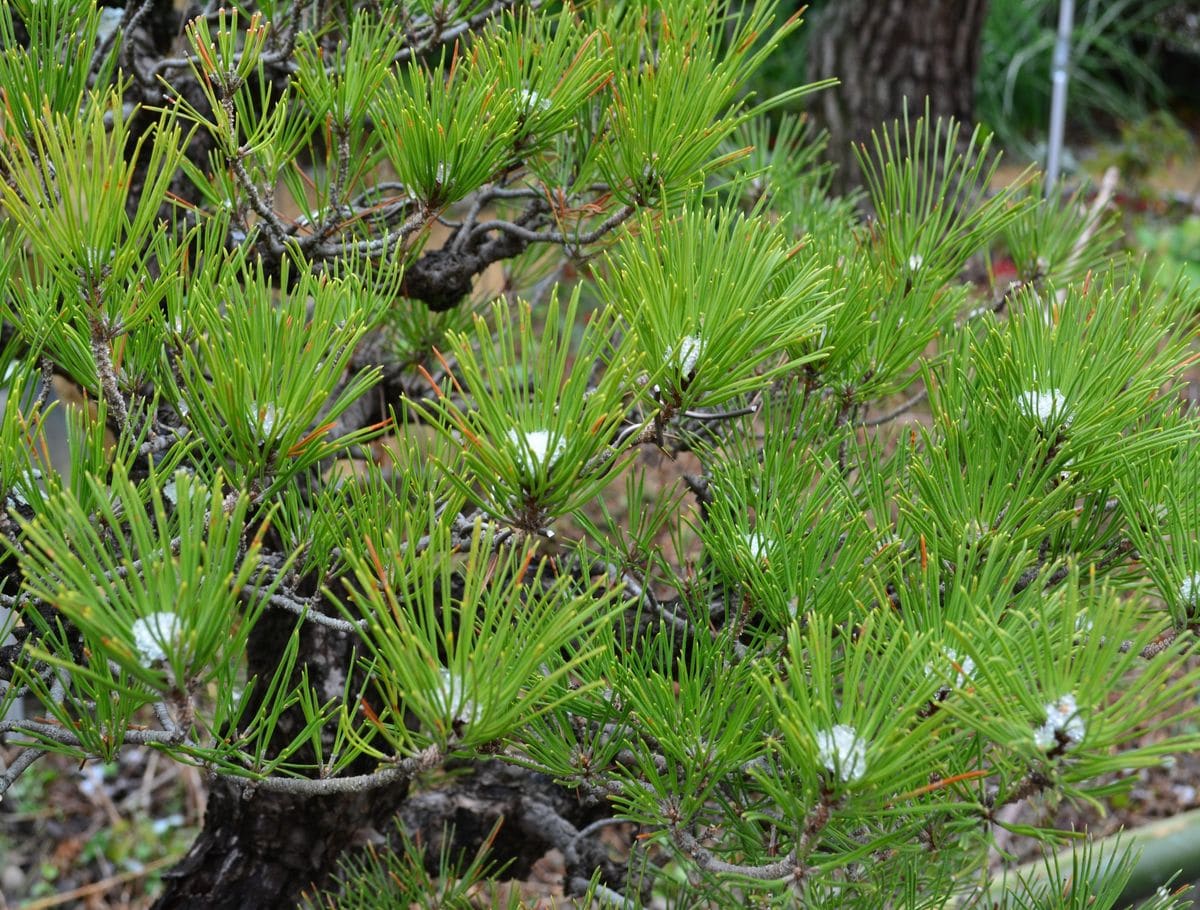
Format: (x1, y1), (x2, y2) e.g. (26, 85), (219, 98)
(0, 1), (1198, 908)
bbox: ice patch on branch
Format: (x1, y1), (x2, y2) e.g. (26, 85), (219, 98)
(1180, 573), (1200, 607)
(432, 668), (483, 727)
(1033, 693), (1085, 751)
(667, 334), (704, 377)
(506, 428), (566, 473)
(924, 648), (975, 687)
(10, 468), (43, 508)
(815, 724), (867, 783)
(248, 401), (282, 442)
(162, 470), (187, 507)
(519, 89), (552, 113)
(743, 531), (771, 563)
(1017, 388), (1070, 426)
(131, 612), (183, 665)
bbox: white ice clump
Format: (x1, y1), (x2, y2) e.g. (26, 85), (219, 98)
(667, 334), (704, 377)
(10, 468), (42, 508)
(1033, 693), (1085, 751)
(83, 247), (115, 270)
(924, 648), (975, 687)
(432, 668), (483, 726)
(743, 531), (771, 563)
(162, 469), (194, 507)
(131, 612), (184, 665)
(1017, 388), (1071, 426)
(152, 813), (186, 836)
(519, 88), (552, 113)
(815, 724), (868, 783)
(96, 6), (125, 46)
(507, 428), (566, 474)
(248, 401), (281, 442)
(1180, 573), (1200, 607)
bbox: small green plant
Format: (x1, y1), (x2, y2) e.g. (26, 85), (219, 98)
(1136, 216), (1200, 290)
(1097, 111), (1195, 183)
(302, 819), (519, 909)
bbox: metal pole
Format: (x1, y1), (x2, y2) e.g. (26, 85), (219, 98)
(1045, 0), (1075, 193)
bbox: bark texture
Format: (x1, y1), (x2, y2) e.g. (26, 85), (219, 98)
(398, 760), (630, 892)
(806, 0), (990, 191)
(152, 611), (410, 910)
(153, 775), (410, 909)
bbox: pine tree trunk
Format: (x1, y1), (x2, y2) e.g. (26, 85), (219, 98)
(152, 612), (408, 909)
(152, 776), (409, 909)
(806, 0), (990, 192)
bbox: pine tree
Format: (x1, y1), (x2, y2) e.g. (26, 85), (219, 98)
(0, 2), (1197, 908)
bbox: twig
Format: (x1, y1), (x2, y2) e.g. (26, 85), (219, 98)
(32, 357), (55, 411)
(962, 276), (1029, 325)
(1011, 538), (1132, 596)
(228, 146), (292, 245)
(669, 786), (834, 882)
(619, 570), (690, 637)
(573, 815), (630, 846)
(987, 803), (1026, 868)
(0, 718), (205, 799)
(309, 207), (429, 259)
(1059, 165), (1119, 290)
(682, 404), (758, 421)
(117, 0), (155, 84)
(0, 745), (47, 799)
(317, 122), (354, 240)
(104, 535), (184, 581)
(401, 512), (482, 556)
(87, 313), (129, 433)
(469, 203), (636, 247)
(860, 388), (929, 427)
(243, 584), (366, 634)
(149, 1), (529, 78)
(239, 745), (442, 796)
(568, 878), (636, 908)
(0, 718), (197, 748)
(671, 826), (799, 880)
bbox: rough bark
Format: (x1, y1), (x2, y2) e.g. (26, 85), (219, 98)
(153, 774), (410, 909)
(398, 760), (631, 895)
(152, 611), (410, 910)
(806, 0), (990, 192)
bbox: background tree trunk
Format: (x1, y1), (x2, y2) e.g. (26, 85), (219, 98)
(806, 0), (990, 192)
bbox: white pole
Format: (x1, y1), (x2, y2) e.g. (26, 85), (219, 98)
(1045, 0), (1075, 193)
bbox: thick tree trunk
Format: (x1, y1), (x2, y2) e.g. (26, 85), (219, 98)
(152, 775), (410, 909)
(806, 0), (990, 192)
(153, 611), (409, 909)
